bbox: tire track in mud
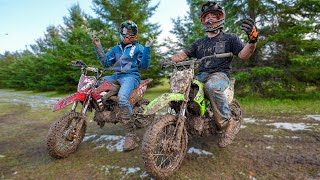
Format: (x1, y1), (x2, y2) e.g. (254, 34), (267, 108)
(0, 108), (50, 176)
(234, 116), (320, 179)
(0, 108), (50, 129)
(0, 108), (30, 125)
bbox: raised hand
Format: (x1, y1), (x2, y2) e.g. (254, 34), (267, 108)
(92, 36), (101, 47)
(240, 17), (258, 43)
(145, 37), (155, 47)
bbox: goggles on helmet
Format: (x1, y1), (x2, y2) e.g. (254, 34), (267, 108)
(119, 20), (138, 43)
(200, 1), (225, 32)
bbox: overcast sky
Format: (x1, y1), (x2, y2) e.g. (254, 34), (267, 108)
(0, 0), (189, 53)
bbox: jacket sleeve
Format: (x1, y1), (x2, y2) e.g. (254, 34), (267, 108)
(94, 45), (116, 68)
(138, 45), (151, 69)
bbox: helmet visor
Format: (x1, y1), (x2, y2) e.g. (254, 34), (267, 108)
(203, 12), (224, 24)
(120, 21), (137, 37)
(120, 27), (135, 37)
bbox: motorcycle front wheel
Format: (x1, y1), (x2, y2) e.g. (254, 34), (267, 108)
(142, 114), (188, 179)
(47, 112), (86, 159)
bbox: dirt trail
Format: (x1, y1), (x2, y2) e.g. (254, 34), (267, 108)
(0, 90), (319, 179)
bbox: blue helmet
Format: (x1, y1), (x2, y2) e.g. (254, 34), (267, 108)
(119, 20), (138, 43)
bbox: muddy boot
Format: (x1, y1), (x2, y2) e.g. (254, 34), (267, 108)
(123, 121), (139, 151)
(121, 108), (139, 151)
(217, 117), (240, 148)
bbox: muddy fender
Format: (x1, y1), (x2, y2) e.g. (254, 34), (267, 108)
(52, 92), (86, 111)
(143, 93), (185, 115)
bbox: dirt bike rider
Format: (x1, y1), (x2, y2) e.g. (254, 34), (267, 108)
(92, 20), (154, 151)
(163, 1), (258, 147)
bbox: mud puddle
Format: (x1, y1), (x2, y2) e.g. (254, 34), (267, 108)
(0, 89), (59, 110)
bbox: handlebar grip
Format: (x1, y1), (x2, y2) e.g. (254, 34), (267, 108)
(214, 52), (233, 58)
(69, 63), (81, 67)
(86, 66), (98, 73)
(200, 52), (233, 61)
(161, 53), (234, 68)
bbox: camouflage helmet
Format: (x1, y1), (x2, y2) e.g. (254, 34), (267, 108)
(200, 1), (225, 32)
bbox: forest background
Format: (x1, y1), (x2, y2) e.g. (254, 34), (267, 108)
(0, 0), (319, 99)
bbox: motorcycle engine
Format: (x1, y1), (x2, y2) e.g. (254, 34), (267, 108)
(186, 115), (217, 137)
(93, 98), (120, 128)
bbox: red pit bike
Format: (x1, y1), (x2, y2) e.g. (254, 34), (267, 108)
(47, 60), (153, 158)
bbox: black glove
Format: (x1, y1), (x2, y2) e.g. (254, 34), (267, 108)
(240, 17), (258, 43)
(70, 60), (86, 67)
(76, 60), (86, 66)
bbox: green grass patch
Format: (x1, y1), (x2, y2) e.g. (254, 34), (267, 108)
(238, 96), (320, 116)
(144, 78), (170, 100)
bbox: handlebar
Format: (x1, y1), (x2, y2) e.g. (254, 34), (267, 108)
(69, 60), (105, 75)
(162, 52), (233, 67)
(69, 60), (86, 67)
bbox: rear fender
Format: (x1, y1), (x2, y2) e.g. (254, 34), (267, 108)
(143, 93), (185, 115)
(129, 78), (153, 106)
(52, 92), (86, 111)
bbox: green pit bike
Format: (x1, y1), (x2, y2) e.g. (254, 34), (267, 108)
(141, 53), (242, 179)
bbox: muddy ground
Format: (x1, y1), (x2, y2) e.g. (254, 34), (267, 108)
(0, 90), (319, 179)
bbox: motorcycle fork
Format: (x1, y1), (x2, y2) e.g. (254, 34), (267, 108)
(71, 101), (78, 111)
(75, 95), (91, 134)
(171, 82), (192, 150)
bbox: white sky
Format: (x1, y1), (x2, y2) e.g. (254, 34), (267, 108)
(0, 0), (188, 53)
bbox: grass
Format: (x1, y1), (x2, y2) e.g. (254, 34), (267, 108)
(238, 96), (320, 116)
(144, 78), (170, 100)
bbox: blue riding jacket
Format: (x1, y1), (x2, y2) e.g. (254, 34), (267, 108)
(94, 42), (151, 80)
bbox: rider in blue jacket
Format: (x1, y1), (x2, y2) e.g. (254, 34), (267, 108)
(92, 20), (154, 151)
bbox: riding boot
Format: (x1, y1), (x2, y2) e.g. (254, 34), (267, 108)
(209, 97), (229, 130)
(217, 116), (241, 148)
(121, 107), (139, 151)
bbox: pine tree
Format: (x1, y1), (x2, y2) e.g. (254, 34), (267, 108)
(162, 0), (206, 56)
(29, 4), (96, 92)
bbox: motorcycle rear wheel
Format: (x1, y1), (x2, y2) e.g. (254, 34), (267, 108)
(47, 112), (86, 159)
(142, 114), (187, 179)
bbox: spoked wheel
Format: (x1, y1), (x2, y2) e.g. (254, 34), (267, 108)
(142, 114), (188, 179)
(47, 112), (86, 159)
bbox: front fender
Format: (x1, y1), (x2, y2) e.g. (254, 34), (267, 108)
(143, 93), (185, 115)
(52, 92), (86, 112)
